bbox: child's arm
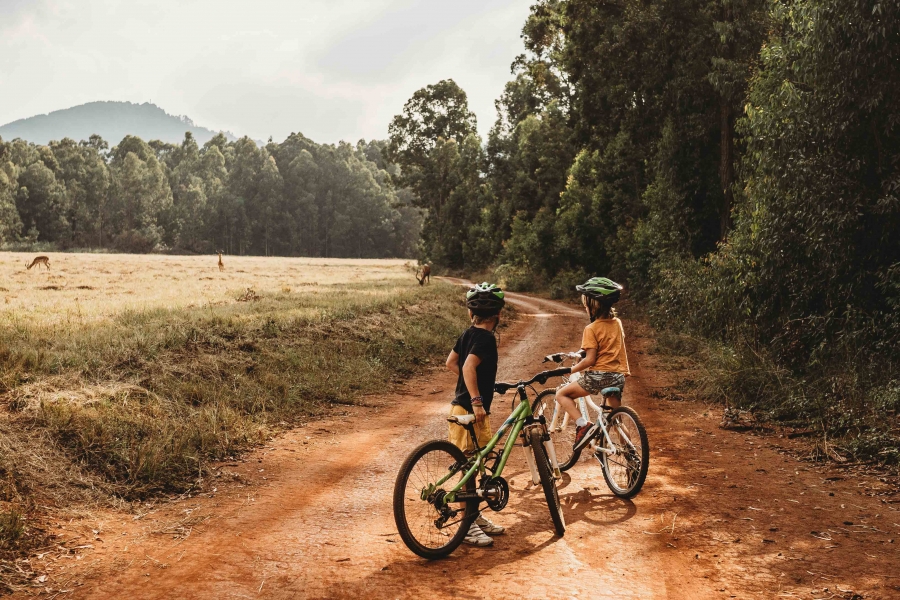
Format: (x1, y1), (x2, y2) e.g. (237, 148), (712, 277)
(462, 354), (488, 423)
(570, 347), (598, 374)
(618, 319), (632, 376)
(446, 350), (460, 375)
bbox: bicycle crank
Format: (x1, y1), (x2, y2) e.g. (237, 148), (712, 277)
(480, 476), (510, 512)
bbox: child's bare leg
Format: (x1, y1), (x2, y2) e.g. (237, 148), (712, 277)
(556, 381), (590, 422)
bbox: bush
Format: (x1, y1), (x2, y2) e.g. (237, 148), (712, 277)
(548, 268), (588, 300)
(493, 262), (536, 292)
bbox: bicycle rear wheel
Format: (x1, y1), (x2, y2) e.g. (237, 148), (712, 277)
(599, 406), (649, 499)
(393, 440), (477, 559)
(528, 427), (565, 536)
(532, 389), (579, 471)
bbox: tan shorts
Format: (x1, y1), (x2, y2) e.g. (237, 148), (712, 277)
(448, 404), (493, 453)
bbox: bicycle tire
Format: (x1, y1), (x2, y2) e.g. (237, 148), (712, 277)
(530, 387), (555, 416)
(599, 406), (649, 499)
(393, 439), (477, 559)
(528, 427), (565, 536)
(532, 388), (580, 472)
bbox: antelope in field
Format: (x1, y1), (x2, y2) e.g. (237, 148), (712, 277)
(415, 264), (431, 285)
(218, 251), (224, 272)
(26, 256), (50, 270)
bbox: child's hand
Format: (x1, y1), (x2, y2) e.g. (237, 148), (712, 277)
(473, 405), (487, 424)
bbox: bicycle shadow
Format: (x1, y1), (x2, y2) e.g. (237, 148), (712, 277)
(505, 467), (637, 527)
(559, 486), (637, 526)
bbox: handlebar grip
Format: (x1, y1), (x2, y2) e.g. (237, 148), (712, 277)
(494, 383), (512, 395)
(533, 367), (572, 385)
(543, 367), (572, 378)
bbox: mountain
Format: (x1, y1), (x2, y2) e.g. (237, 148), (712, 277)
(0, 101), (239, 147)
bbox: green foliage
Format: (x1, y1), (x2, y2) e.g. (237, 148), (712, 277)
(649, 0), (900, 461)
(0, 131), (421, 258)
(387, 80), (488, 268)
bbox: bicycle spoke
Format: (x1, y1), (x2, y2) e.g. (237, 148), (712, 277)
(602, 410), (645, 493)
(401, 446), (469, 551)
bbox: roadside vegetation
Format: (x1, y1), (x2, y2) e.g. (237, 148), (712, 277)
(384, 0), (899, 467)
(0, 255), (468, 568)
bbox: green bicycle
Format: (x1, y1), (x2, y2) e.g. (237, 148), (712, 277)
(393, 367), (571, 559)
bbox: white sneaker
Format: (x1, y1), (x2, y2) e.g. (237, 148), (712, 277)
(463, 523), (493, 547)
(475, 514), (504, 535)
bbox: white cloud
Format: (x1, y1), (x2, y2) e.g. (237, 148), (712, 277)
(0, 0), (533, 144)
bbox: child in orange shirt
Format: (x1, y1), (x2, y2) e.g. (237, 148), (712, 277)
(554, 277), (631, 451)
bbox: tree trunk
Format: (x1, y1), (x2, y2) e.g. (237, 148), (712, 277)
(719, 100), (735, 240)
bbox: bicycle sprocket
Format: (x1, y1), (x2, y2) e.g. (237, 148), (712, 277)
(480, 476), (510, 512)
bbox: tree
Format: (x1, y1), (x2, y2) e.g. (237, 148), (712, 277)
(15, 159), (69, 243)
(387, 80), (480, 267)
(108, 142), (172, 252)
(0, 139), (23, 243)
(49, 138), (110, 247)
(387, 80), (477, 169)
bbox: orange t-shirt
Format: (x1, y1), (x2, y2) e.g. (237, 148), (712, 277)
(580, 317), (630, 375)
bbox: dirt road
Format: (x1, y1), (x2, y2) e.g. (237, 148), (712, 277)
(20, 293), (900, 599)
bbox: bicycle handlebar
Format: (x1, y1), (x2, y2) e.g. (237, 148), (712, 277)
(494, 367), (572, 394)
(542, 349), (587, 363)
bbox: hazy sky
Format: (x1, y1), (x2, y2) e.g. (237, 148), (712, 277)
(0, 0), (534, 144)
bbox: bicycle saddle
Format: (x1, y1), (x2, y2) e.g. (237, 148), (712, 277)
(601, 387), (621, 397)
(447, 414), (477, 425)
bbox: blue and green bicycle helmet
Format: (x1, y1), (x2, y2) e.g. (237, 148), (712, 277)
(575, 277), (623, 304)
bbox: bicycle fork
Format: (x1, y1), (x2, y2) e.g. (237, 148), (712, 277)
(522, 424), (562, 483)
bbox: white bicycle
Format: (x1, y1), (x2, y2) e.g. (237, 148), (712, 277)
(530, 350), (649, 499)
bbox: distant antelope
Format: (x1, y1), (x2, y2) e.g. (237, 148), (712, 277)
(26, 256), (50, 270)
(218, 251), (224, 272)
(415, 264), (431, 285)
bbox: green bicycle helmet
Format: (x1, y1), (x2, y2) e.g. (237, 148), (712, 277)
(466, 282), (505, 316)
(575, 277), (623, 304)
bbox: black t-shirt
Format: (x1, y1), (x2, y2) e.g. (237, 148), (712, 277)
(452, 326), (499, 414)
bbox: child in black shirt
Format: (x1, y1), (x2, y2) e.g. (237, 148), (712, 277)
(445, 282), (506, 547)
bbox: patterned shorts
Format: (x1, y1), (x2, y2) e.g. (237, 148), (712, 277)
(577, 371), (626, 396)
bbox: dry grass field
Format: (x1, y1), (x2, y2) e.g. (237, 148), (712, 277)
(0, 252), (467, 576)
(0, 253), (415, 325)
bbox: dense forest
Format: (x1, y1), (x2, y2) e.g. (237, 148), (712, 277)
(0, 132), (421, 257)
(386, 0), (899, 461)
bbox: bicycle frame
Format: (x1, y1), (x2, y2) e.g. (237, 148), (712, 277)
(437, 385), (535, 505)
(543, 357), (635, 458)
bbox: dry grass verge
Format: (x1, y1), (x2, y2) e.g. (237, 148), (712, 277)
(2, 281), (466, 498)
(0, 255), (470, 585)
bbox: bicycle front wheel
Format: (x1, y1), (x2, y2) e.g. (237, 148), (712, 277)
(528, 427), (565, 536)
(533, 389), (582, 471)
(599, 406), (649, 499)
(393, 440), (477, 559)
